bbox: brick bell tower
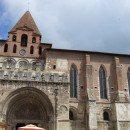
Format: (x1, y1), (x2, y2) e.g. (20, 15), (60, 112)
(5, 11), (42, 58)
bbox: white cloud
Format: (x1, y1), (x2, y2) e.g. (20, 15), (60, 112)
(1, 0), (130, 53)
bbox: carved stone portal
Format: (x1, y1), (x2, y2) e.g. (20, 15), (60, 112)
(5, 87), (54, 130)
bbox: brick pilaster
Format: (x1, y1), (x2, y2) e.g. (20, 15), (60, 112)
(114, 57), (125, 130)
(114, 57), (123, 91)
(85, 54), (97, 130)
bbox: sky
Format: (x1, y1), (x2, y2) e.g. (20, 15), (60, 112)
(1, 0), (130, 54)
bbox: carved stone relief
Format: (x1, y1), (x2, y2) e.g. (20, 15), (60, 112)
(0, 112), (6, 120)
(2, 59), (15, 70)
(32, 62), (43, 71)
(0, 58), (69, 83)
(0, 70), (68, 83)
(0, 89), (7, 102)
(0, 70), (4, 78)
(58, 105), (68, 117)
(15, 103), (41, 120)
(19, 61), (28, 71)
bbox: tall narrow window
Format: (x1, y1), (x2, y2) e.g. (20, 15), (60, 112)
(70, 65), (77, 98)
(4, 44), (8, 52)
(30, 46), (34, 54)
(13, 44), (17, 53)
(103, 111), (109, 121)
(32, 37), (36, 43)
(12, 35), (16, 41)
(99, 66), (107, 99)
(39, 46), (42, 55)
(127, 67), (130, 96)
(21, 34), (28, 46)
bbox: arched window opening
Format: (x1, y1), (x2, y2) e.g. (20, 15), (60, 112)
(30, 46), (34, 54)
(69, 111), (74, 120)
(70, 65), (77, 98)
(12, 35), (16, 41)
(13, 44), (17, 53)
(127, 68), (130, 96)
(103, 111), (109, 121)
(21, 34), (28, 46)
(4, 44), (8, 52)
(99, 66), (107, 99)
(39, 46), (42, 55)
(32, 37), (36, 43)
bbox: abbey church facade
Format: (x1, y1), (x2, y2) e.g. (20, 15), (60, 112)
(0, 11), (130, 130)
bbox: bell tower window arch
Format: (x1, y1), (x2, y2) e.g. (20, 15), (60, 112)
(13, 44), (17, 53)
(12, 35), (17, 41)
(32, 37), (36, 43)
(30, 46), (34, 54)
(21, 34), (28, 46)
(4, 44), (8, 52)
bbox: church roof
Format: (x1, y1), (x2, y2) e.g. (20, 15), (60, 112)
(46, 48), (130, 57)
(9, 11), (41, 35)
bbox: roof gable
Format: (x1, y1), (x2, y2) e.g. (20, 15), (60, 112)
(9, 11), (41, 35)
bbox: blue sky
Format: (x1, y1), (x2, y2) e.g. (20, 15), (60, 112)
(1, 0), (130, 54)
(0, 2), (11, 39)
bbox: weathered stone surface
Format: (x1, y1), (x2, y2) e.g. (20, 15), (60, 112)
(1, 10), (130, 130)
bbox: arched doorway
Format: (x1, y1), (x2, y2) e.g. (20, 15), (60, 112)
(3, 87), (54, 130)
